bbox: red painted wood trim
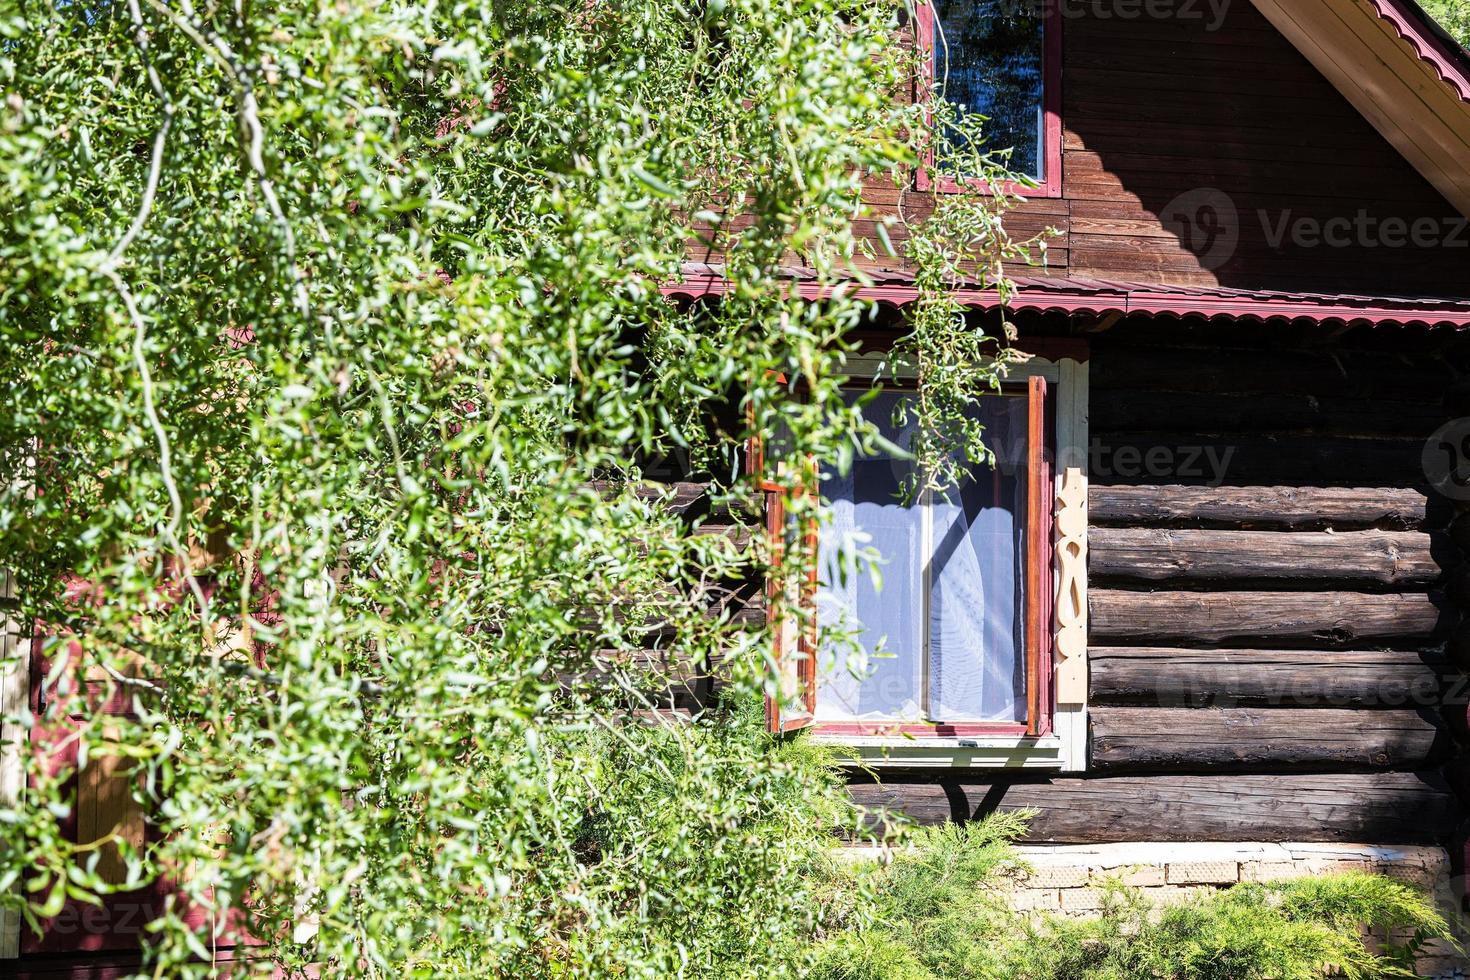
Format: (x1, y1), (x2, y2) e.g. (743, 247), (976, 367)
(1370, 0), (1470, 101)
(1120, 289), (1470, 327)
(660, 276), (1470, 329)
(809, 376), (1056, 740)
(762, 491), (793, 734)
(1037, 388), (1055, 738)
(813, 721), (1029, 737)
(661, 276), (1107, 315)
(757, 413), (818, 735)
(913, 0), (1063, 199)
(1024, 375), (1046, 737)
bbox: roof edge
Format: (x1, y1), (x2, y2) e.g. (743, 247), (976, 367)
(1370, 0), (1470, 102)
(662, 269), (1470, 330)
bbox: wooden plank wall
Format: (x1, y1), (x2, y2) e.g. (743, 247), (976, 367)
(844, 1), (1470, 297)
(855, 320), (1470, 844)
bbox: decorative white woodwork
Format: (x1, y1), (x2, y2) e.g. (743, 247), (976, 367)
(1051, 358), (1089, 771)
(1053, 359), (1089, 707)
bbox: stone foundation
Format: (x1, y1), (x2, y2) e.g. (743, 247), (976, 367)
(1009, 842), (1465, 978)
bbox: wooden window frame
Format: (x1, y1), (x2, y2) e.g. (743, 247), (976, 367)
(804, 375), (1052, 740)
(756, 351), (1090, 770)
(754, 451), (821, 734)
(914, 0), (1064, 199)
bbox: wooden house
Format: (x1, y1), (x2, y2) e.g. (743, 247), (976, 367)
(667, 0), (1470, 955)
(10, 0), (1470, 974)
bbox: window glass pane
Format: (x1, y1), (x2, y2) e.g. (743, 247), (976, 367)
(815, 391), (924, 723)
(928, 395), (1028, 724)
(933, 0), (1045, 180)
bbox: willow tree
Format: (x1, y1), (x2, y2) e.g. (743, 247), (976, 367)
(0, 1), (1037, 976)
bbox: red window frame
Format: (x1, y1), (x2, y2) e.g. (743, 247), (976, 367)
(760, 374), (1055, 739)
(914, 0), (1064, 199)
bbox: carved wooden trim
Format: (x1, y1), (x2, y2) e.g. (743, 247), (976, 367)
(1053, 359), (1089, 709)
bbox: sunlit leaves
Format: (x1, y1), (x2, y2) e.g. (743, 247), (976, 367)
(0, 1), (1028, 976)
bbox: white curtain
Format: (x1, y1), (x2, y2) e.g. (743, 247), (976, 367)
(815, 390), (1028, 725)
(816, 391), (924, 722)
(929, 396), (1028, 724)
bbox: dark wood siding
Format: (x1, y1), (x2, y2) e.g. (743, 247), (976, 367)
(860, 321), (1470, 844)
(851, 3), (1470, 298)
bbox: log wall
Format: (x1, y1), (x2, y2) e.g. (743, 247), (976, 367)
(863, 321), (1470, 844)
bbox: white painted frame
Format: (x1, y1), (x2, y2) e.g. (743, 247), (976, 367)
(811, 354), (1089, 771)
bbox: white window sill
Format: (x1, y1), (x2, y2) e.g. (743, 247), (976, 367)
(811, 734), (1069, 769)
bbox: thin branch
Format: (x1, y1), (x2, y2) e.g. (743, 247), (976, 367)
(97, 661), (163, 693)
(149, 0), (312, 321)
(106, 269), (215, 639)
(102, 0), (175, 273)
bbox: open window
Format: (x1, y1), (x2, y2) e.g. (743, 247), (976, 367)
(760, 352), (1089, 769)
(915, 0), (1064, 197)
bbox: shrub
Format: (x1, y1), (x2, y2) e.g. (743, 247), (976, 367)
(0, 2), (1037, 975)
(810, 817), (1457, 980)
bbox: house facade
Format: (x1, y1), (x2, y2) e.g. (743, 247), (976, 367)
(9, 0), (1470, 975)
(676, 0), (1470, 958)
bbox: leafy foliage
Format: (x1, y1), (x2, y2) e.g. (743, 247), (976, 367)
(999, 873), (1453, 980)
(1422, 0), (1470, 48)
(0, 0), (1044, 976)
(808, 821), (1456, 980)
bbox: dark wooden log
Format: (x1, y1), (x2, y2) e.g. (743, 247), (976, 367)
(1451, 511), (1470, 552)
(1089, 528), (1441, 585)
(557, 649), (710, 711)
(1089, 389), (1447, 439)
(1089, 485), (1432, 530)
(584, 480), (756, 521)
(1089, 347), (1456, 400)
(587, 479), (710, 513)
(692, 523), (755, 551)
(1089, 647), (1455, 708)
(1089, 432), (1424, 488)
(1089, 706), (1449, 772)
(1089, 590), (1450, 645)
(846, 771), (1458, 843)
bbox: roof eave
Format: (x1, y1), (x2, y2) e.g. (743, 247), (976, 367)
(662, 272), (1470, 331)
(1248, 0), (1470, 220)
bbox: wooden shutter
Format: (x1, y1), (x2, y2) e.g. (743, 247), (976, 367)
(1025, 375), (1051, 737)
(748, 385), (818, 735)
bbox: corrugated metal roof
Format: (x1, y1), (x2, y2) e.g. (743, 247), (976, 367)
(667, 263), (1470, 329)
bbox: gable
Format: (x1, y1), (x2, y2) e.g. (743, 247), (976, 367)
(1251, 0), (1470, 216)
(1052, 1), (1470, 298)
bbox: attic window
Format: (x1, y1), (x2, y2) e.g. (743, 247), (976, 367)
(917, 0), (1063, 197)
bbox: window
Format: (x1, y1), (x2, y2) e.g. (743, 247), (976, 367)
(916, 0), (1063, 197)
(814, 380), (1049, 735)
(762, 353), (1089, 769)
